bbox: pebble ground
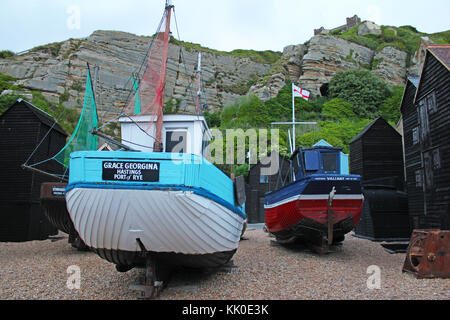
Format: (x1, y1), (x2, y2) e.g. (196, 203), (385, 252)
(0, 229), (448, 300)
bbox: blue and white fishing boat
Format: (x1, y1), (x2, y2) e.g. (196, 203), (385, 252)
(64, 1), (246, 278)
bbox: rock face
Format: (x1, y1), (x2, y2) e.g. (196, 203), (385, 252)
(358, 21), (382, 36)
(0, 30), (271, 116)
(372, 46), (408, 86)
(248, 73), (286, 101)
(296, 35), (375, 95)
(0, 29), (424, 115)
(282, 44), (306, 80)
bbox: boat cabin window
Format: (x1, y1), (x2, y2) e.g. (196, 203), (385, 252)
(304, 151), (320, 172)
(321, 153), (338, 173)
(302, 149), (340, 174)
(165, 131), (187, 153)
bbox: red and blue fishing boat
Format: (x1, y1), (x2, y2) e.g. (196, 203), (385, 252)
(264, 145), (364, 251)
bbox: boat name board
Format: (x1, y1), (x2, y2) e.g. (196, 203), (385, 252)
(314, 177), (359, 181)
(52, 187), (65, 196)
(102, 161), (160, 182)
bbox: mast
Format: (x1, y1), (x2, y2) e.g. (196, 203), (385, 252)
(153, 1), (174, 152)
(196, 52), (202, 115)
(292, 83), (296, 153)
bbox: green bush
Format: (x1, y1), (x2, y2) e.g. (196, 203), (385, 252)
(399, 25), (419, 33)
(0, 94), (22, 115)
(322, 98), (357, 120)
(164, 98), (181, 114)
(430, 30), (450, 44)
(380, 85), (405, 122)
(204, 111), (222, 128)
(0, 50), (15, 59)
(297, 119), (372, 154)
(0, 73), (18, 92)
(59, 90), (70, 103)
(32, 91), (79, 135)
(329, 69), (391, 119)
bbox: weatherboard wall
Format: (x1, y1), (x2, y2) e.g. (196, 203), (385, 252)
(402, 49), (450, 230)
(247, 153), (290, 223)
(0, 100), (67, 242)
(349, 118), (405, 188)
(401, 78), (423, 229)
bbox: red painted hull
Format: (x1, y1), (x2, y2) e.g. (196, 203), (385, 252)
(265, 197), (364, 234)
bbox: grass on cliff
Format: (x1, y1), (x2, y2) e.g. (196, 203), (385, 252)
(0, 80), (80, 135)
(170, 37), (282, 64)
(0, 73), (21, 92)
(30, 41), (64, 57)
(337, 24), (449, 67)
(0, 50), (15, 59)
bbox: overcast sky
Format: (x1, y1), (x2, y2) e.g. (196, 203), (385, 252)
(0, 0), (449, 53)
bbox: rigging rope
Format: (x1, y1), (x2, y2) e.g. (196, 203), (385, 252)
(173, 7), (199, 111)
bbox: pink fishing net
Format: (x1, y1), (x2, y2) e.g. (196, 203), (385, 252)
(125, 6), (171, 146)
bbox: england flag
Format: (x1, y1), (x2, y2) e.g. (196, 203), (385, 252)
(292, 84), (310, 101)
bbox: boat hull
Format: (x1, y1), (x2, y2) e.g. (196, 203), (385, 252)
(265, 175), (364, 245)
(91, 247), (237, 270)
(65, 151), (246, 269)
(66, 187), (244, 268)
(40, 182), (75, 235)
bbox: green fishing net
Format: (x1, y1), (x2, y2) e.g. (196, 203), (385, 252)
(133, 76), (141, 115)
(52, 69), (98, 167)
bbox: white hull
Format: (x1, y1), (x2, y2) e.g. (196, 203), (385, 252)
(65, 188), (245, 255)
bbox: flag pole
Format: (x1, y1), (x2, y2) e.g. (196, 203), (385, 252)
(292, 83), (295, 154)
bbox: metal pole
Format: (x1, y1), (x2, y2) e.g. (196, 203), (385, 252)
(288, 129), (293, 155)
(93, 65), (99, 99)
(196, 52), (202, 115)
(327, 187), (336, 246)
(292, 83), (295, 153)
(21, 165), (68, 182)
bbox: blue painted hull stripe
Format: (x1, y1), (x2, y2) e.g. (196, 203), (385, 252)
(66, 183), (246, 220)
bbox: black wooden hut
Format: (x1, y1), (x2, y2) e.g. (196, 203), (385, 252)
(401, 44), (450, 230)
(349, 117), (405, 187)
(350, 117), (410, 240)
(246, 151), (290, 223)
(0, 99), (67, 242)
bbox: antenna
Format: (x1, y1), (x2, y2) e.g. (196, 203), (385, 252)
(166, 0), (174, 8)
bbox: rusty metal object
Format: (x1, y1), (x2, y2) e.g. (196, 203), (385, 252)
(402, 229), (450, 279)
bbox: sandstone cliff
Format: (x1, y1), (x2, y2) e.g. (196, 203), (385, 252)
(0, 24), (432, 117)
(0, 30), (271, 116)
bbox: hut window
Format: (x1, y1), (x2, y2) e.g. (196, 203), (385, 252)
(412, 127), (419, 145)
(260, 175), (269, 184)
(418, 101), (430, 145)
(426, 91), (437, 114)
(415, 170), (422, 188)
(423, 152), (434, 192)
(432, 148), (441, 170)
